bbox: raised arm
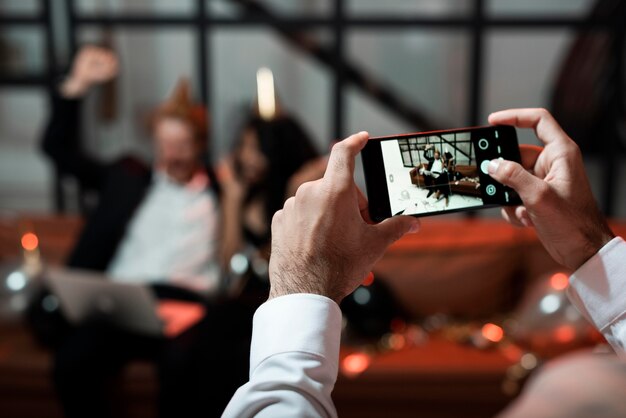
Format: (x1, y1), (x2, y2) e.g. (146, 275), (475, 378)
(41, 46), (119, 190)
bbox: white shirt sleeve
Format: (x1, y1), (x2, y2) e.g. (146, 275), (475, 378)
(567, 236), (626, 358)
(222, 293), (342, 418)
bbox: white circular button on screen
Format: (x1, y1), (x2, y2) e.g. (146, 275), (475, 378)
(478, 138), (489, 150)
(486, 184), (497, 196)
(480, 160), (491, 175)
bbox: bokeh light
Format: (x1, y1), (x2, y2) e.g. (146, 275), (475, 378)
(482, 323), (504, 343)
(6, 271), (27, 291)
(554, 325), (576, 343)
(352, 287), (371, 305)
(539, 294), (561, 314)
(341, 352), (371, 377)
(550, 272), (569, 290)
(21, 233), (39, 251)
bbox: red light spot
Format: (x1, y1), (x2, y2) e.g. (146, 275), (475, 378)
(21, 233), (39, 251)
(341, 353), (371, 377)
(482, 323), (504, 343)
(362, 272), (374, 286)
(550, 273), (569, 290)
(501, 344), (523, 362)
(554, 325), (575, 343)
(388, 334), (406, 350)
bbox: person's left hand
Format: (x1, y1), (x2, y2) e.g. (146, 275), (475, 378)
(268, 131), (420, 304)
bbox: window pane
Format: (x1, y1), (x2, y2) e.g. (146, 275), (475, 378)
(347, 0), (472, 17)
(0, 90), (51, 211)
(483, 30), (574, 145)
(401, 150), (411, 166)
(487, 0), (593, 17)
(0, 28), (45, 76)
(209, 0), (331, 17)
(347, 29), (469, 134)
(211, 29), (331, 157)
(0, 0), (39, 14)
(76, 0), (194, 15)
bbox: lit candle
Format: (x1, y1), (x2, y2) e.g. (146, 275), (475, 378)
(256, 67), (276, 121)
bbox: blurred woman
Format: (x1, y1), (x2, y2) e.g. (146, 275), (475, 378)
(220, 115), (324, 295)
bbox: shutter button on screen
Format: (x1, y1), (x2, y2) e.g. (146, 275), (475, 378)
(480, 160), (491, 175)
(485, 184), (497, 196)
(478, 138), (489, 150)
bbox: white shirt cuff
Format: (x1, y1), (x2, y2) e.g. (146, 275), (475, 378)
(567, 237), (626, 332)
(250, 293), (342, 377)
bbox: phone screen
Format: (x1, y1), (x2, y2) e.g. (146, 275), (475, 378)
(361, 125), (522, 222)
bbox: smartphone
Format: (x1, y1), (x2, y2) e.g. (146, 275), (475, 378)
(361, 125), (522, 222)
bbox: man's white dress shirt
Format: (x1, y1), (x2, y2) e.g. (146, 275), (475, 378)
(107, 170), (220, 293)
(222, 237), (626, 417)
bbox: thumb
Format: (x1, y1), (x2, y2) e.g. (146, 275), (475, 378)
(488, 158), (545, 204)
(373, 216), (420, 248)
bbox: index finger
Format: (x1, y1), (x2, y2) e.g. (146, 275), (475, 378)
(488, 108), (568, 146)
(324, 131), (369, 185)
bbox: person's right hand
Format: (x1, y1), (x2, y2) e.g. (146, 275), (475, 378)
(60, 45), (119, 98)
(486, 108), (615, 271)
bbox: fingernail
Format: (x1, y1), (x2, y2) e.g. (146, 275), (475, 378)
(409, 221), (420, 233)
(488, 159), (500, 174)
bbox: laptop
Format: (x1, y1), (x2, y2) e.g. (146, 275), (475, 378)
(45, 267), (164, 336)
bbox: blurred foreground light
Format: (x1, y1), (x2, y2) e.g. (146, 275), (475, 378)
(388, 333), (406, 350)
(42, 294), (59, 312)
(352, 287), (371, 305)
(230, 253), (249, 275)
(550, 272), (569, 291)
(256, 67), (276, 121)
(341, 352), (371, 378)
(482, 323), (504, 343)
(21, 233), (39, 251)
(6, 271), (27, 291)
(554, 324), (576, 343)
(520, 353), (538, 370)
(539, 294), (561, 314)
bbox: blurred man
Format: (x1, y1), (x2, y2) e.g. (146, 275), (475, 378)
(222, 109), (625, 417)
(41, 46), (249, 418)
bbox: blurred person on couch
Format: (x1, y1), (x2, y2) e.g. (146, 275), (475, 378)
(218, 114), (325, 297)
(39, 45), (249, 418)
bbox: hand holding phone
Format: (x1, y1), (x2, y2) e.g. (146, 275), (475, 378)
(361, 125), (522, 221)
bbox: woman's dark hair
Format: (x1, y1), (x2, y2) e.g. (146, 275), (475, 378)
(234, 115), (319, 234)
